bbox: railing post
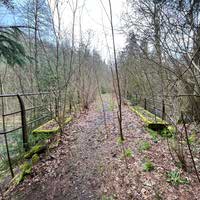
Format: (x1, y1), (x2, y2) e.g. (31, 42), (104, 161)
(55, 97), (59, 118)
(69, 97), (72, 114)
(144, 98), (147, 110)
(17, 94), (28, 151)
(0, 79), (14, 177)
(136, 94), (138, 104)
(49, 93), (53, 119)
(162, 99), (165, 120)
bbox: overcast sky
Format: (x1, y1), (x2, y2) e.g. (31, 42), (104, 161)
(50, 0), (127, 61)
(1, 0), (127, 61)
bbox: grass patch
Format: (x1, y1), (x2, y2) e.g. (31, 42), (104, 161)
(0, 130), (24, 177)
(139, 141), (151, 152)
(124, 148), (133, 158)
(143, 159), (154, 172)
(102, 195), (114, 200)
(116, 137), (124, 145)
(146, 128), (159, 143)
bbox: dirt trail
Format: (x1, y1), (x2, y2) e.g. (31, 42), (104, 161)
(5, 95), (200, 200)
(6, 96), (116, 200)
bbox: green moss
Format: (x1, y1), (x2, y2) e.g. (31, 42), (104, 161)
(32, 126), (59, 134)
(14, 162), (32, 185)
(20, 161), (32, 174)
(15, 173), (24, 184)
(130, 106), (152, 124)
(31, 154), (40, 165)
(130, 105), (166, 124)
(24, 144), (46, 159)
(168, 126), (176, 134)
(32, 117), (72, 135)
(64, 116), (73, 124)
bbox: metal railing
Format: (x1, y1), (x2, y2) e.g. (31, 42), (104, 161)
(0, 92), (54, 177)
(130, 94), (173, 122)
(131, 93), (200, 124)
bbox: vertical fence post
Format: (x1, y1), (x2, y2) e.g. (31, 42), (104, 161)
(17, 94), (28, 151)
(55, 97), (58, 118)
(136, 94), (138, 104)
(49, 93), (53, 119)
(162, 99), (165, 120)
(0, 79), (14, 177)
(69, 97), (72, 114)
(144, 98), (147, 110)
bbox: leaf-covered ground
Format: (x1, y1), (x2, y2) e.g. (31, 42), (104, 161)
(4, 95), (200, 200)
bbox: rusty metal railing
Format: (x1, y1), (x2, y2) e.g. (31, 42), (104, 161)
(130, 94), (173, 122)
(0, 91), (53, 177)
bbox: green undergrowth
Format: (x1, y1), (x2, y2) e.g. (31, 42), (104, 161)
(102, 195), (114, 200)
(116, 137), (124, 145)
(139, 141), (151, 152)
(188, 132), (198, 144)
(166, 170), (189, 186)
(0, 131), (27, 182)
(124, 148), (133, 158)
(146, 128), (159, 142)
(29, 132), (53, 146)
(143, 159), (154, 172)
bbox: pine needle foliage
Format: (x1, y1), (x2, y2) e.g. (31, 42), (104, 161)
(0, 27), (27, 66)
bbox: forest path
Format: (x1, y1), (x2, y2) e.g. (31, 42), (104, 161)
(7, 94), (121, 200)
(6, 94), (199, 200)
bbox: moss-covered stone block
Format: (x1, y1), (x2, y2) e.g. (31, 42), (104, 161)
(32, 119), (60, 135)
(24, 144), (47, 159)
(14, 161), (32, 185)
(20, 161), (32, 174)
(130, 105), (166, 124)
(31, 154), (40, 165)
(32, 116), (73, 135)
(130, 105), (174, 138)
